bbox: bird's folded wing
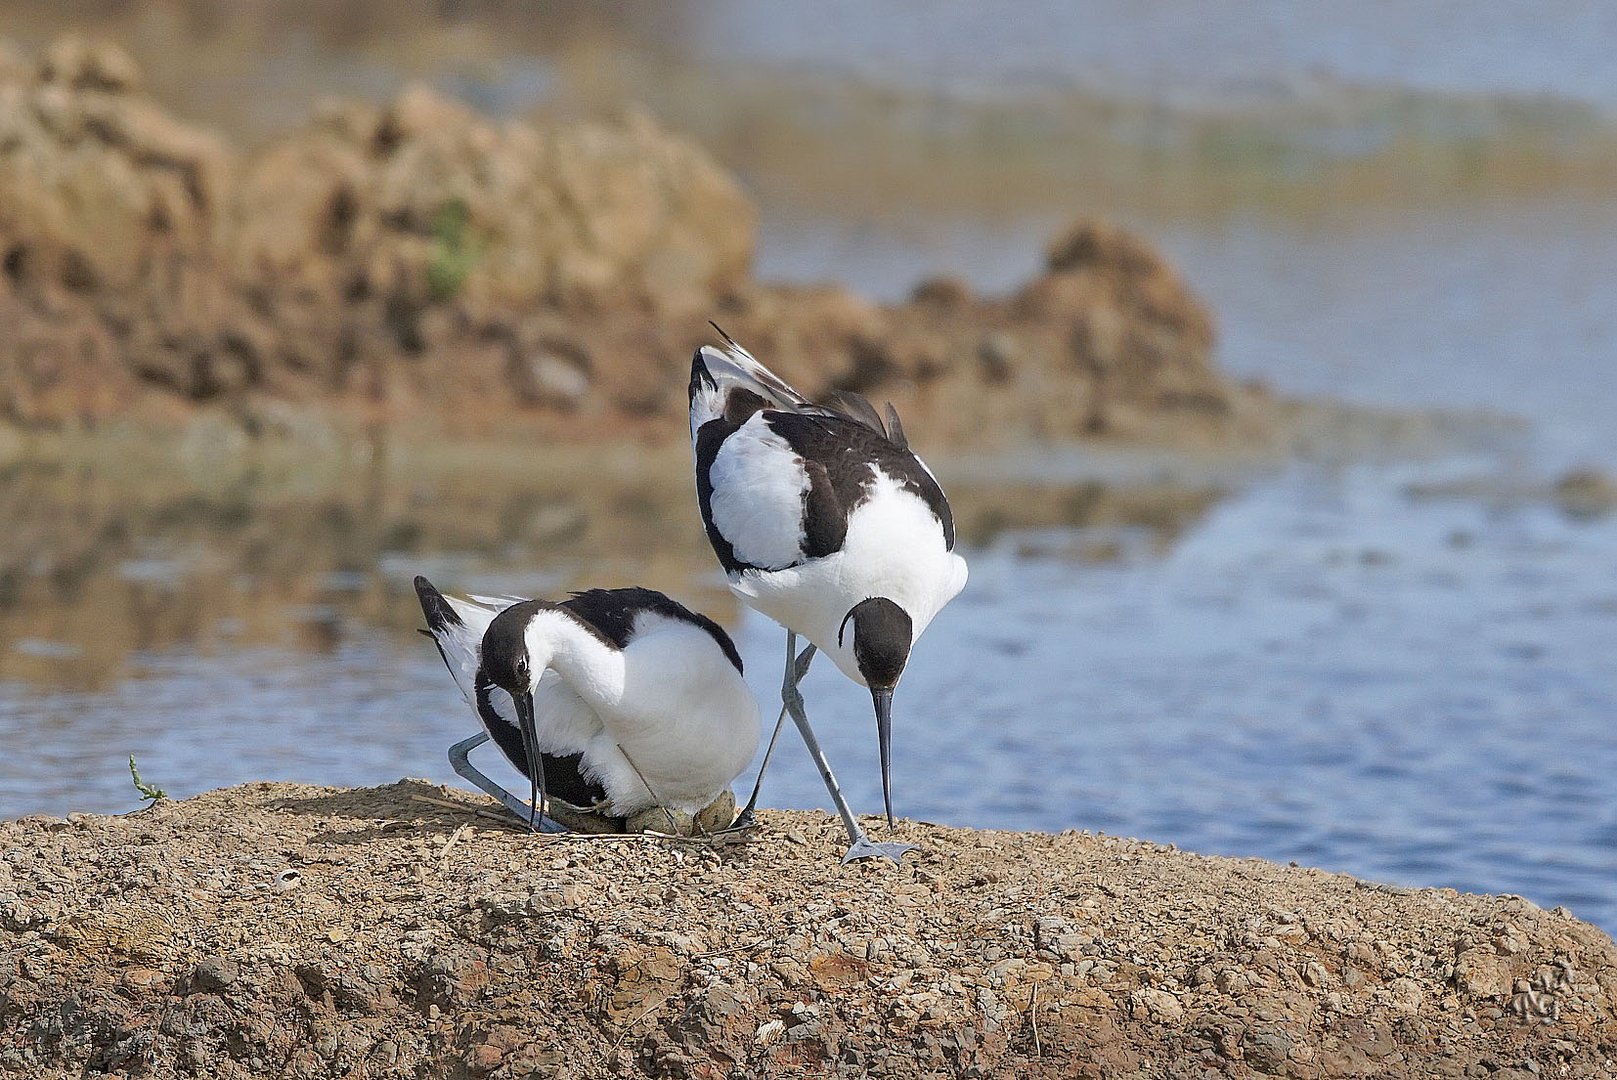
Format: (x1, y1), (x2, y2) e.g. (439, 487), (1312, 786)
(704, 417), (817, 572)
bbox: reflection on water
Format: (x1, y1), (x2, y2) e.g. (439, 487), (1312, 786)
(0, 446), (736, 693)
(0, 445), (1219, 693)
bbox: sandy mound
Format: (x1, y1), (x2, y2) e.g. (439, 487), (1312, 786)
(0, 35), (1262, 452)
(2, 781), (1613, 1078)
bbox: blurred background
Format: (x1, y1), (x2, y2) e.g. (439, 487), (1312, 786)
(0, 3), (1613, 931)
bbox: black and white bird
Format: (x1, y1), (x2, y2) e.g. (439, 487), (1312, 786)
(688, 330), (968, 863)
(414, 577), (759, 831)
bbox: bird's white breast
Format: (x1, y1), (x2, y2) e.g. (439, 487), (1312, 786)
(733, 468), (967, 685)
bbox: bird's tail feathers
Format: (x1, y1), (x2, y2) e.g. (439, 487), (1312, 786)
(689, 325), (814, 433)
(414, 576), (503, 705)
(463, 593), (526, 613)
(689, 325), (908, 446)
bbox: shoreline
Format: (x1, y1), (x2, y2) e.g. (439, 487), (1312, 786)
(0, 389), (1533, 475)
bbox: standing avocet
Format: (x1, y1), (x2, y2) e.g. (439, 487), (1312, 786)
(687, 330), (968, 862)
(415, 577), (759, 831)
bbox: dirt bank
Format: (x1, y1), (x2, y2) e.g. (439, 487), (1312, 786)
(2, 782), (1613, 1078)
(0, 36), (1262, 451)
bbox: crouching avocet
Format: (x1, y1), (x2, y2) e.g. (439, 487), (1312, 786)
(688, 329), (968, 863)
(414, 577), (759, 832)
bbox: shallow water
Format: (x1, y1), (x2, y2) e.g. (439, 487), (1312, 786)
(695, 1), (1617, 107)
(758, 199), (1617, 471)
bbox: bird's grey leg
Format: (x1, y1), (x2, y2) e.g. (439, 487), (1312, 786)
(726, 701), (787, 831)
(776, 632), (916, 865)
(729, 632), (816, 831)
(447, 732), (566, 833)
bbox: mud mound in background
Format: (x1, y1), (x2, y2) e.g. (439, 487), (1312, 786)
(0, 37), (234, 425)
(1, 781), (1613, 1078)
(0, 36), (1261, 451)
(0, 37), (751, 431)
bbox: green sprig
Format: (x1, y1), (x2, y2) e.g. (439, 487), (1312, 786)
(128, 755), (167, 803)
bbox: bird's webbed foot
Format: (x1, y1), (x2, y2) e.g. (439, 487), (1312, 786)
(841, 835), (918, 865)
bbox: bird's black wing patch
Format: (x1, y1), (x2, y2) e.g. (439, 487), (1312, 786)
(688, 346), (718, 400)
(481, 590), (742, 681)
(556, 590), (641, 649)
(825, 390), (888, 438)
(694, 417), (752, 575)
(563, 588), (744, 675)
(883, 403), (908, 449)
(538, 751), (606, 808)
(764, 412), (955, 550)
(800, 459), (848, 559)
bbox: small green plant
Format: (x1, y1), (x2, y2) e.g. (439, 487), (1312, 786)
(426, 198), (479, 301)
(128, 755), (167, 803)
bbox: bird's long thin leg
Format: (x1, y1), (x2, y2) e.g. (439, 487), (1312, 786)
(777, 632), (916, 865)
(447, 732), (565, 832)
(729, 632), (816, 831)
(617, 743), (680, 834)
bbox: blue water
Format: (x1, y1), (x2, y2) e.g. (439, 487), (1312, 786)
(756, 199), (1617, 475)
(696, 0), (1617, 109)
(805, 465), (1617, 920)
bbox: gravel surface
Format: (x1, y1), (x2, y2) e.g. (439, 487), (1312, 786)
(2, 781), (1614, 1078)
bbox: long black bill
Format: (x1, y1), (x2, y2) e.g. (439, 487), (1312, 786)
(513, 690), (543, 831)
(872, 688), (896, 828)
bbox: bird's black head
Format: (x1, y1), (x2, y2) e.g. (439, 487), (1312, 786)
(839, 597), (913, 828)
(481, 602), (538, 695)
(838, 597), (913, 691)
(479, 600), (545, 829)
